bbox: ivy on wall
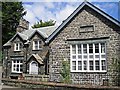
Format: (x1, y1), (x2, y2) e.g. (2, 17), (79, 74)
(60, 58), (71, 84)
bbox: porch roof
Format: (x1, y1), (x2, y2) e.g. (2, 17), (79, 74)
(27, 54), (43, 65)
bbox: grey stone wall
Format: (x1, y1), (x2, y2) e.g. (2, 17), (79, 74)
(3, 31), (48, 78)
(49, 6), (120, 84)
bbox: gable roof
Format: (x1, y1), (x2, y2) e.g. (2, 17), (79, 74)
(3, 25), (57, 47)
(27, 54), (44, 64)
(45, 1), (120, 44)
(3, 32), (27, 47)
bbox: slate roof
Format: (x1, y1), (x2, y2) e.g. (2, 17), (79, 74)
(3, 25), (58, 47)
(32, 54), (43, 64)
(45, 1), (120, 44)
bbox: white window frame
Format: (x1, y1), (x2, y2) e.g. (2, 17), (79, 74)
(14, 42), (22, 51)
(70, 42), (106, 72)
(12, 60), (23, 73)
(33, 40), (41, 50)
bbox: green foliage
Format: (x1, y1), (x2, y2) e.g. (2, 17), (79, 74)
(111, 58), (120, 72)
(2, 2), (26, 44)
(32, 19), (56, 29)
(111, 58), (120, 86)
(60, 59), (71, 84)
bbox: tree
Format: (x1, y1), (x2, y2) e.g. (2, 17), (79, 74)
(2, 2), (26, 45)
(32, 19), (56, 29)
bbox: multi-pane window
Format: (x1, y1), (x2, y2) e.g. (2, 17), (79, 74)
(33, 40), (42, 50)
(14, 43), (22, 51)
(12, 60), (23, 73)
(70, 42), (106, 72)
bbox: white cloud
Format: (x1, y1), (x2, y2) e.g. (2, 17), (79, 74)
(23, 2), (78, 28)
(23, 2), (118, 29)
(55, 4), (77, 25)
(20, 0), (119, 2)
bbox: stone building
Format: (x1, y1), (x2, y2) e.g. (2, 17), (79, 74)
(46, 2), (120, 85)
(3, 18), (58, 79)
(3, 1), (120, 85)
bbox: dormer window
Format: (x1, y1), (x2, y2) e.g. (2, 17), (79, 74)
(33, 40), (42, 50)
(14, 42), (22, 51)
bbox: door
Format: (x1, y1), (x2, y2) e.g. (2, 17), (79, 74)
(29, 61), (38, 74)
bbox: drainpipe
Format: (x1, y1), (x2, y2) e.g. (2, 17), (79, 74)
(5, 48), (8, 78)
(25, 46), (28, 73)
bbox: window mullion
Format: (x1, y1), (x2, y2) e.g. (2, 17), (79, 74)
(18, 43), (20, 51)
(70, 45), (72, 72)
(93, 43), (95, 71)
(81, 44), (83, 71)
(76, 44), (78, 71)
(12, 61), (13, 72)
(33, 41), (34, 50)
(19, 61), (20, 72)
(14, 44), (16, 51)
(105, 43), (107, 71)
(99, 43), (102, 71)
(87, 44), (89, 72)
(38, 41), (39, 50)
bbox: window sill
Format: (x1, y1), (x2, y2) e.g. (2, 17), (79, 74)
(11, 71), (23, 73)
(32, 48), (42, 51)
(70, 70), (107, 73)
(14, 50), (21, 52)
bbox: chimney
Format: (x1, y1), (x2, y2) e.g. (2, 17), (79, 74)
(16, 18), (29, 33)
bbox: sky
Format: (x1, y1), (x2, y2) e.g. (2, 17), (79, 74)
(22, 1), (120, 28)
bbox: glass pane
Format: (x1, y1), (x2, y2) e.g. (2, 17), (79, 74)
(72, 45), (76, 54)
(19, 43), (22, 50)
(34, 41), (38, 44)
(20, 60), (23, 63)
(13, 60), (16, 63)
(20, 65), (23, 68)
(13, 64), (15, 67)
(39, 41), (42, 49)
(39, 41), (41, 44)
(101, 60), (105, 66)
(78, 55), (82, 59)
(101, 55), (105, 59)
(72, 55), (76, 59)
(17, 60), (19, 63)
(101, 43), (105, 53)
(89, 61), (93, 70)
(83, 61), (87, 70)
(95, 43), (99, 53)
(20, 68), (23, 72)
(20, 65), (23, 72)
(72, 61), (76, 70)
(78, 61), (82, 70)
(72, 66), (76, 70)
(83, 44), (87, 53)
(34, 41), (38, 50)
(17, 67), (19, 71)
(17, 65), (19, 68)
(72, 61), (76, 66)
(89, 55), (93, 59)
(95, 61), (100, 70)
(83, 55), (87, 59)
(95, 55), (99, 58)
(78, 45), (81, 54)
(16, 43), (19, 50)
(13, 67), (16, 71)
(89, 44), (93, 53)
(101, 60), (106, 70)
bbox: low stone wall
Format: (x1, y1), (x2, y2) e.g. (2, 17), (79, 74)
(2, 78), (120, 90)
(23, 74), (49, 82)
